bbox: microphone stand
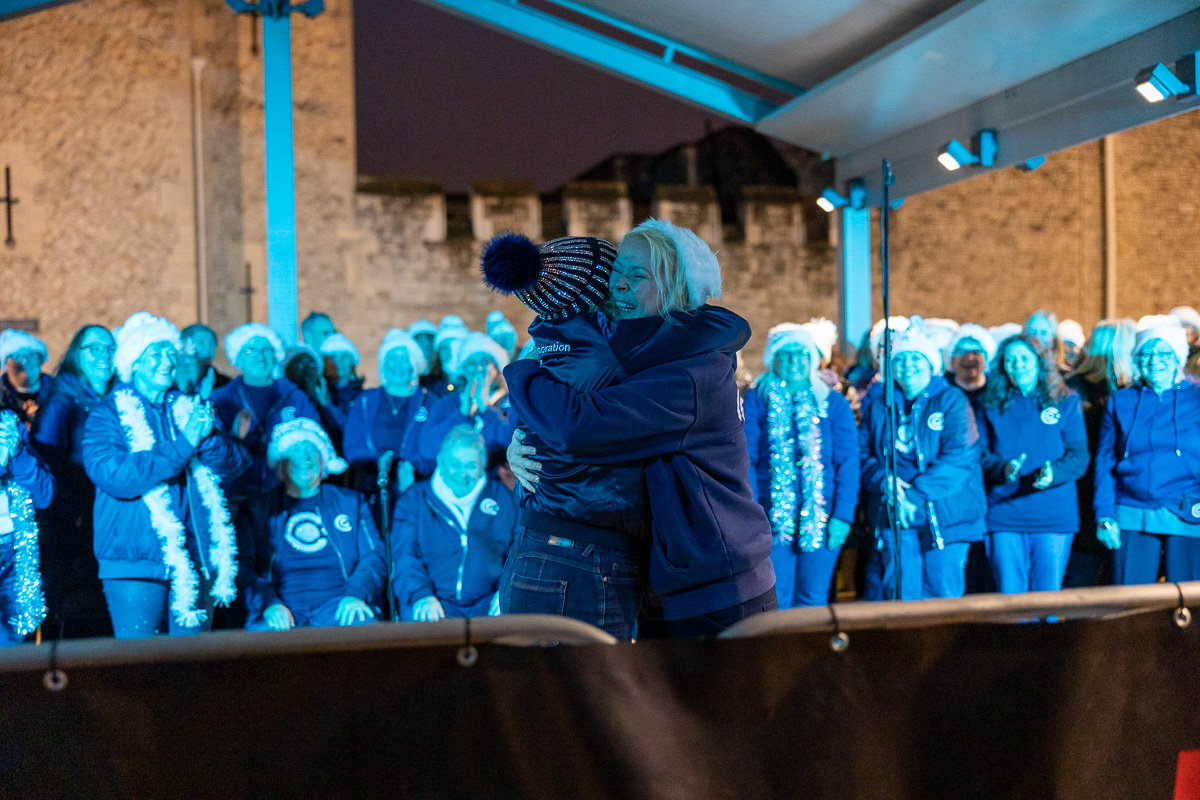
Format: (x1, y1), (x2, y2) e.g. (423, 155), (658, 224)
(377, 454), (398, 621)
(880, 159), (902, 601)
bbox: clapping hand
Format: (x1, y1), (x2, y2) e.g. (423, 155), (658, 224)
(197, 368), (216, 401)
(1004, 453), (1027, 483)
(1032, 461), (1053, 490)
(182, 400), (215, 447)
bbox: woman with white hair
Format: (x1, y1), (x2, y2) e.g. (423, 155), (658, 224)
(319, 332), (365, 414)
(418, 331), (516, 471)
(82, 313), (249, 637)
(503, 219), (777, 637)
(1094, 316), (1200, 584)
(240, 418), (383, 629)
(743, 324), (859, 608)
(858, 323), (986, 600)
(343, 329), (434, 512)
(210, 322), (320, 501)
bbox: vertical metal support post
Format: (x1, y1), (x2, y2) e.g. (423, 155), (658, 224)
(262, 11), (299, 344)
(838, 207), (872, 354)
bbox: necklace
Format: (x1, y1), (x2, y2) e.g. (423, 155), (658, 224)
(383, 391), (405, 416)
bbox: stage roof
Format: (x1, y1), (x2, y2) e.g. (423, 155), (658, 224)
(420, 0), (1200, 205)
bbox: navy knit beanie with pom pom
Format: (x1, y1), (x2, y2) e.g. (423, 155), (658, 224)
(481, 233), (617, 321)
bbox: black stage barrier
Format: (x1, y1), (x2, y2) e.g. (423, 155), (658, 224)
(1, 608), (1198, 799)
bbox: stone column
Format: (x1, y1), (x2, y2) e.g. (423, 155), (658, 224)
(563, 181), (632, 242)
(741, 186), (805, 246)
(470, 181), (541, 241)
(651, 185), (722, 249)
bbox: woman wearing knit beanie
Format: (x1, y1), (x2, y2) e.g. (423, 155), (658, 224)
(1094, 316), (1200, 584)
(82, 313), (249, 637)
(500, 219), (777, 637)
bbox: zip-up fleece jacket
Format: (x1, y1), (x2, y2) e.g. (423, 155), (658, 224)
(343, 387), (435, 496)
(392, 478), (516, 619)
(859, 376), (986, 544)
(4, 423), (55, 510)
(83, 383), (250, 580)
(505, 306), (775, 620)
(1094, 380), (1200, 527)
(239, 483), (386, 619)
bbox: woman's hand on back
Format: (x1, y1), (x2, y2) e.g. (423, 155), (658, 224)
(507, 429), (541, 493)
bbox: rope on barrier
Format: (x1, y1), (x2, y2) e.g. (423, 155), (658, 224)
(42, 640), (66, 692)
(828, 604), (849, 653)
(457, 617), (478, 667)
(1173, 582), (1192, 629)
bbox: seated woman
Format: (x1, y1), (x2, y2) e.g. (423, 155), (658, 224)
(83, 312), (249, 638)
(976, 334), (1088, 593)
(0, 409), (55, 644)
(343, 329), (434, 515)
(418, 332), (515, 471)
(243, 418), (384, 629)
(32, 324), (116, 636)
(393, 425), (516, 621)
(858, 322), (986, 601)
(1095, 316), (1200, 584)
(211, 323), (319, 500)
(743, 324), (859, 608)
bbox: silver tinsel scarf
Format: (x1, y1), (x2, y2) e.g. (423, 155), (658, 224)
(767, 385), (828, 551)
(6, 482), (46, 636)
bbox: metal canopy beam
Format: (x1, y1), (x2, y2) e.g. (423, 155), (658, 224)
(0, 0), (79, 22)
(416, 0), (795, 124)
(836, 8), (1200, 205)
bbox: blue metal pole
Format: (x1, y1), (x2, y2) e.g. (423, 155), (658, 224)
(838, 207), (872, 354)
(262, 11), (299, 344)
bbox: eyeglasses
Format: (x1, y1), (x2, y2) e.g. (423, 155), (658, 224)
(1138, 352), (1176, 364)
(81, 344), (116, 357)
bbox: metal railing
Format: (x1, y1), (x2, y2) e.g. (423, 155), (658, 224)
(0, 614), (616, 677)
(720, 581), (1200, 639)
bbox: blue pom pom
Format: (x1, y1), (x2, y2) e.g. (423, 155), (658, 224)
(481, 233), (543, 294)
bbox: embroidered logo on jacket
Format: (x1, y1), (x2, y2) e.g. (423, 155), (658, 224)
(480, 498), (500, 516)
(334, 514), (352, 532)
(1041, 408), (1061, 425)
(927, 412), (945, 432)
(285, 511), (328, 553)
(281, 406), (296, 422)
(415, 406), (429, 422)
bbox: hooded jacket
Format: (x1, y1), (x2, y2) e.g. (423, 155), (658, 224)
(238, 483), (386, 620)
(392, 478), (516, 618)
(32, 372), (104, 525)
(1093, 381), (1200, 525)
(859, 376), (986, 544)
(505, 306), (775, 619)
(976, 392), (1088, 533)
(416, 394), (516, 471)
(743, 386), (860, 528)
(3, 423), (55, 511)
(82, 383), (250, 580)
(210, 376), (320, 499)
(343, 387), (435, 496)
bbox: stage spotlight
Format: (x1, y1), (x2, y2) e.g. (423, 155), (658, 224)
(1016, 156), (1047, 173)
(1135, 62), (1190, 102)
(816, 189), (847, 213)
(938, 130), (996, 171)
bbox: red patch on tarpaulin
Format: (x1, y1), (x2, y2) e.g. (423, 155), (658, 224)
(1176, 750), (1200, 800)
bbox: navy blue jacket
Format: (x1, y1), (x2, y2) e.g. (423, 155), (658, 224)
(83, 384), (250, 580)
(4, 423), (55, 510)
(505, 306), (775, 620)
(976, 393), (1088, 533)
(2, 373), (53, 428)
(239, 483), (386, 619)
(32, 373), (104, 524)
(392, 478), (516, 618)
(1094, 381), (1200, 523)
(210, 376), (319, 498)
(416, 394), (516, 471)
(743, 386), (860, 528)
(343, 387), (435, 489)
(514, 313), (650, 545)
(859, 377), (987, 543)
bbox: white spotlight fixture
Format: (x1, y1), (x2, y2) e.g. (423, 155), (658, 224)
(816, 180), (866, 213)
(1135, 60), (1192, 102)
(938, 130), (996, 171)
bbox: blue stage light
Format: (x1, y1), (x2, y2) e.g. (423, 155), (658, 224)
(816, 188), (847, 213)
(1016, 156), (1047, 173)
(938, 131), (996, 171)
(1136, 62), (1190, 102)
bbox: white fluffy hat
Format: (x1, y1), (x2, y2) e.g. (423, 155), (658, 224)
(408, 319), (437, 338)
(944, 323), (998, 370)
(267, 417), (348, 477)
(224, 322), (285, 367)
(114, 312), (181, 383)
(486, 310), (517, 339)
(1135, 314), (1189, 366)
(282, 344), (321, 371)
(919, 317), (960, 354)
(801, 318), (838, 365)
(377, 328), (429, 379)
(762, 323), (814, 369)
(0, 329), (48, 367)
(892, 323), (944, 374)
(869, 316), (911, 362)
(1171, 306), (1200, 332)
(440, 315), (465, 330)
(434, 324), (469, 351)
(449, 331), (510, 376)
(989, 323), (1023, 346)
(1058, 319), (1086, 347)
(319, 332), (360, 365)
(633, 218), (722, 308)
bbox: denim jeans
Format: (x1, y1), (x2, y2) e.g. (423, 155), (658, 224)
(875, 528), (969, 601)
(771, 541), (840, 608)
(1111, 530), (1200, 585)
(498, 527), (643, 641)
(103, 577), (215, 639)
(986, 532), (1074, 593)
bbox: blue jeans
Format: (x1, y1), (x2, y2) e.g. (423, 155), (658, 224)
(1111, 530), (1200, 585)
(986, 532), (1074, 593)
(875, 528), (969, 601)
(103, 577), (215, 639)
(771, 541), (840, 608)
(663, 586), (778, 639)
(498, 527), (643, 641)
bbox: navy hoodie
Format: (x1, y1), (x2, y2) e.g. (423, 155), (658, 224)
(32, 373), (104, 526)
(1094, 381), (1200, 527)
(743, 386), (860, 529)
(976, 393), (1088, 533)
(859, 376), (986, 544)
(505, 306), (775, 619)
